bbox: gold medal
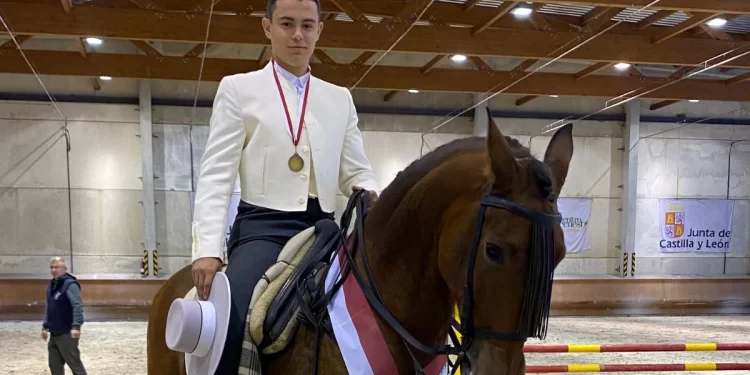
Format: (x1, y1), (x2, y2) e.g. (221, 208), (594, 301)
(288, 152), (304, 172)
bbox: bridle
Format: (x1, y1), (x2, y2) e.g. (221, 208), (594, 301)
(314, 188), (562, 375)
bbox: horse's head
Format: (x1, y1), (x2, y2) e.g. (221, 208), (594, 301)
(438, 110), (573, 375)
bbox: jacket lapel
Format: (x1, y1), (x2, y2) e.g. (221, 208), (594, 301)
(303, 77), (325, 153)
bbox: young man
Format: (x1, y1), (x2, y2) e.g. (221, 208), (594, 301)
(42, 257), (87, 375)
(190, 0), (381, 371)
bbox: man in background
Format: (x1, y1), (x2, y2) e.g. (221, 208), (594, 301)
(41, 256), (87, 375)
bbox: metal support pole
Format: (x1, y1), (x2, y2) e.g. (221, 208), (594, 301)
(618, 100), (640, 277)
(139, 80), (157, 277)
(472, 94), (489, 137)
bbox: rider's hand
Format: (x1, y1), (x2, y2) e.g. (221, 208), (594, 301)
(352, 186), (378, 206)
(192, 257), (223, 300)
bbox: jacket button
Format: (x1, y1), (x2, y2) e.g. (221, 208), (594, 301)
(301, 146), (309, 153)
(298, 197), (305, 204)
(301, 173), (308, 180)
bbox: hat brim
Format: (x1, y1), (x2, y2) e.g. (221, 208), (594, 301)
(185, 271), (231, 375)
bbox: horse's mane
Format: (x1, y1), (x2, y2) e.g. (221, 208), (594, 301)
(374, 135), (555, 216)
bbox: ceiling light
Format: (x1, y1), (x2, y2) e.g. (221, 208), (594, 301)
(706, 18), (727, 28)
(450, 54), (467, 62)
(99, 76), (112, 81)
(408, 89), (419, 93)
(689, 99), (699, 103)
(511, 6), (533, 18)
(614, 62), (631, 71)
(85, 37), (103, 46)
(549, 95), (559, 98)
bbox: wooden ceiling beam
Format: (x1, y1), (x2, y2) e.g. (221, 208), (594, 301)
(463, 0), (482, 12)
(649, 99), (681, 110)
(637, 10), (676, 29)
(515, 95), (540, 106)
(119, 0), (750, 16)
(131, 40), (162, 56)
(6, 3), (750, 70)
(0, 35), (32, 50)
(384, 53), (445, 101)
(327, 0), (369, 22)
(60, 0), (72, 13)
(313, 49), (336, 64)
(471, 1), (519, 36)
(725, 72), (750, 85)
(582, 7), (615, 25)
(0, 1), (613, 35)
(503, 0), (750, 15)
(682, 10), (735, 41)
(3, 50), (750, 102)
(573, 62), (611, 79)
(184, 43), (209, 58)
(651, 12), (717, 43)
(258, 45), (271, 66)
(351, 51), (375, 65)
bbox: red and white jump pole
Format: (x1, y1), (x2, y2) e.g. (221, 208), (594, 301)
(524, 342), (750, 353)
(526, 363), (750, 373)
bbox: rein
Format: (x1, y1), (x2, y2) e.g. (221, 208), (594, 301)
(305, 188), (561, 375)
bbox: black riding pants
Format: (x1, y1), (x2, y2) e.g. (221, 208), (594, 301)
(215, 198), (334, 374)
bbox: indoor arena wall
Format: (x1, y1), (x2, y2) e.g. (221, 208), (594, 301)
(635, 101), (750, 275)
(0, 96), (747, 277)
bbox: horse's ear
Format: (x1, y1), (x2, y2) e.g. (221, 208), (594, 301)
(543, 123), (574, 194)
(486, 107), (519, 190)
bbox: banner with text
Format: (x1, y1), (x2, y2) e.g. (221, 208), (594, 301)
(659, 199), (734, 253)
(557, 198), (592, 253)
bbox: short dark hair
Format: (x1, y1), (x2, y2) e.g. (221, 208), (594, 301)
(266, 0), (322, 19)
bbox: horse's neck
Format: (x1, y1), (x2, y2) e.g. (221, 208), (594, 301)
(360, 186), (468, 371)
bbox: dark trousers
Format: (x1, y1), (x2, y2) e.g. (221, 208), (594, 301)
(48, 333), (87, 375)
(215, 198), (334, 374)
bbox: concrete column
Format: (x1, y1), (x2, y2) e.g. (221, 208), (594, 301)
(618, 100), (640, 277)
(472, 94), (489, 137)
(139, 80), (157, 276)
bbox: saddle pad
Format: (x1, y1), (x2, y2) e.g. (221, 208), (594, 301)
(248, 226), (317, 345)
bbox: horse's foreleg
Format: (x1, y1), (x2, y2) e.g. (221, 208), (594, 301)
(146, 265), (194, 375)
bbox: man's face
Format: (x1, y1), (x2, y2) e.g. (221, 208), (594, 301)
(50, 261), (65, 278)
(262, 0), (323, 68)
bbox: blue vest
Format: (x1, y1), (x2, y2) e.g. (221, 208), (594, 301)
(45, 275), (80, 335)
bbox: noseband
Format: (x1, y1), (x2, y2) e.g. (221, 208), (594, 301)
(319, 189), (562, 375)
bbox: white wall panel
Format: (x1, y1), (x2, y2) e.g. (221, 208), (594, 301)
(154, 191), (192, 257)
(153, 124), (193, 192)
(729, 143), (750, 199)
(0, 120), (68, 189)
(2, 99), (748, 276)
(67, 121), (142, 190)
(70, 189), (143, 256)
(676, 140), (731, 198)
(637, 138), (680, 198)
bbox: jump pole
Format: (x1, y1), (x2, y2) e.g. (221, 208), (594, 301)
(526, 363), (750, 373)
(524, 342), (750, 353)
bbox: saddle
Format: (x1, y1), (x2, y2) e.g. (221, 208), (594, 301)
(247, 218), (342, 354)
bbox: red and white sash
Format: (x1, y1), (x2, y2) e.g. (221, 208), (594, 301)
(324, 237), (448, 374)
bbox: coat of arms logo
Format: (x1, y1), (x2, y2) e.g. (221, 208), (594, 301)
(664, 203), (685, 238)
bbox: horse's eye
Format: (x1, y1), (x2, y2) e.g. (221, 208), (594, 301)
(485, 243), (506, 265)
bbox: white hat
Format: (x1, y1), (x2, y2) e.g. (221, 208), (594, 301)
(165, 272), (231, 375)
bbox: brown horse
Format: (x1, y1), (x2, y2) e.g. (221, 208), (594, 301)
(147, 111), (574, 375)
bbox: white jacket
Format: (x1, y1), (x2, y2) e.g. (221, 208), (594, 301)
(191, 62), (380, 261)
